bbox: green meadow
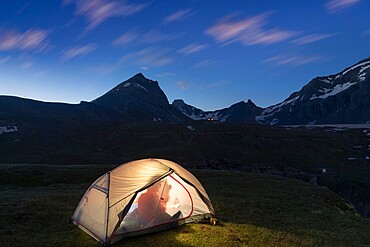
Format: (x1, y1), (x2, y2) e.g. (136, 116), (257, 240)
(1, 164), (369, 246)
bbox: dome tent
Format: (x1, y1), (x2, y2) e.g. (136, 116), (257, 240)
(70, 158), (215, 245)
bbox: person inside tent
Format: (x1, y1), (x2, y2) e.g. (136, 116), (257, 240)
(121, 178), (182, 232)
(137, 179), (182, 226)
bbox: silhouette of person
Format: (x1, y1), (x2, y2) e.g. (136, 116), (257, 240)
(137, 180), (172, 226)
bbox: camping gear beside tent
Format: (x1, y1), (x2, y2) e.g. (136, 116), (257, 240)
(70, 158), (216, 245)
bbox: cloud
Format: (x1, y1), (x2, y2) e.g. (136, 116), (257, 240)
(362, 29), (370, 36)
(141, 30), (182, 44)
(113, 31), (138, 45)
(197, 80), (230, 90)
(0, 56), (11, 64)
(64, 0), (147, 30)
(120, 46), (174, 67)
(205, 12), (297, 46)
(33, 70), (48, 79)
(156, 72), (175, 77)
(263, 53), (322, 67)
(20, 62), (33, 70)
(62, 44), (97, 60)
(163, 8), (192, 24)
(0, 28), (49, 51)
(114, 29), (182, 47)
(192, 59), (220, 69)
(176, 81), (189, 89)
(291, 33), (335, 45)
(179, 44), (208, 55)
(90, 63), (120, 74)
(325, 0), (361, 13)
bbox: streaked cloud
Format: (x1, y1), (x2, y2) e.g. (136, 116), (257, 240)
(114, 29), (182, 46)
(176, 80), (189, 89)
(156, 72), (175, 77)
(362, 29), (370, 36)
(20, 62), (33, 70)
(113, 31), (138, 45)
(193, 59), (220, 69)
(33, 70), (49, 79)
(325, 0), (361, 13)
(179, 44), (208, 55)
(163, 8), (193, 24)
(64, 0), (147, 30)
(0, 28), (49, 51)
(0, 56), (11, 64)
(142, 30), (182, 44)
(291, 33), (335, 45)
(263, 53), (322, 67)
(197, 80), (230, 90)
(90, 63), (120, 74)
(62, 44), (97, 60)
(206, 12), (297, 46)
(120, 46), (174, 67)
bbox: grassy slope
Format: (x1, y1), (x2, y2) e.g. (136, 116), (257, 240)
(1, 165), (370, 247)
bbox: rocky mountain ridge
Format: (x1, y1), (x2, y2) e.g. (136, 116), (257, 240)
(172, 99), (262, 123)
(256, 57), (370, 125)
(1, 57), (370, 125)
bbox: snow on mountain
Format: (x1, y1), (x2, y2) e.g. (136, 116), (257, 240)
(0, 126), (18, 134)
(173, 99), (262, 123)
(310, 81), (357, 100)
(257, 57), (370, 125)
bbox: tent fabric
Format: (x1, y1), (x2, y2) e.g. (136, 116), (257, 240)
(71, 158), (215, 245)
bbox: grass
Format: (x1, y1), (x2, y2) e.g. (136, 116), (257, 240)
(0, 164), (370, 246)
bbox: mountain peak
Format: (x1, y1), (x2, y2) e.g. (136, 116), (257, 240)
(92, 73), (174, 120)
(132, 72), (146, 80)
(172, 99), (186, 107)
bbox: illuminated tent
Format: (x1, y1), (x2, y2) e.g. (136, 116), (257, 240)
(70, 158), (215, 245)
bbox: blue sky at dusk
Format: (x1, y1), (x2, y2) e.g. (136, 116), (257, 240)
(0, 0), (370, 110)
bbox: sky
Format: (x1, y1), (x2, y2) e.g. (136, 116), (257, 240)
(0, 0), (370, 111)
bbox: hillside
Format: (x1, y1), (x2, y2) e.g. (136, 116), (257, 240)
(1, 165), (369, 246)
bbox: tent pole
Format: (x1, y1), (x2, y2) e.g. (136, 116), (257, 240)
(105, 172), (111, 244)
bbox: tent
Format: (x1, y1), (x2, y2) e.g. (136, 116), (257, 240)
(70, 158), (216, 245)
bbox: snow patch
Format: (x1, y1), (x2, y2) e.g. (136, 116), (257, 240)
(366, 156), (369, 160)
(134, 83), (149, 92)
(325, 128), (347, 132)
(320, 79), (331, 84)
(310, 81), (356, 100)
(270, 118), (279, 125)
(342, 60), (370, 76)
(153, 118), (162, 122)
(258, 96), (299, 122)
(359, 64), (370, 74)
(0, 126), (18, 134)
(358, 72), (366, 82)
(187, 125), (195, 131)
(122, 82), (131, 87)
(347, 157), (357, 160)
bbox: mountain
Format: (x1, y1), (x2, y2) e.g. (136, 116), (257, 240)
(257, 57), (370, 125)
(0, 95), (122, 122)
(92, 73), (190, 123)
(172, 99), (263, 123)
